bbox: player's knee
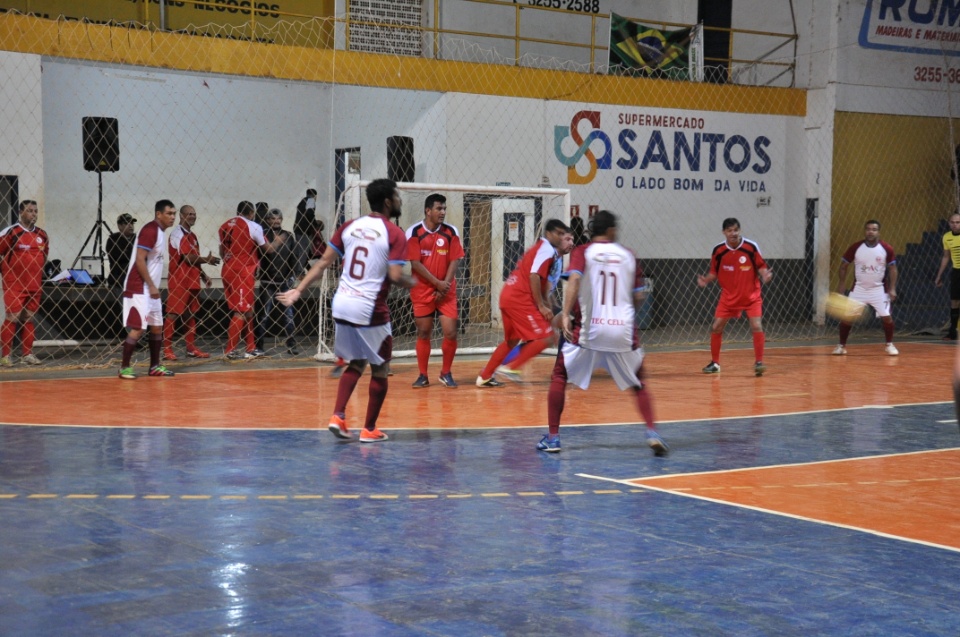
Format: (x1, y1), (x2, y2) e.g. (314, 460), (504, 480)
(370, 362), (389, 378)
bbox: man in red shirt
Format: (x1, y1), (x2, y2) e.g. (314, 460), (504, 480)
(219, 200), (281, 359)
(0, 200), (48, 366)
(163, 205), (220, 360)
(477, 218), (571, 386)
(406, 193), (465, 388)
(696, 217), (773, 376)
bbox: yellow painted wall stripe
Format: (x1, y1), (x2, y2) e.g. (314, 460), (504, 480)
(0, 13), (805, 117)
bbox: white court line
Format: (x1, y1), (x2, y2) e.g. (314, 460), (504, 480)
(577, 470), (960, 555)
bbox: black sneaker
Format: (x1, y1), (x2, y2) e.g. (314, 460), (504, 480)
(476, 375), (504, 387)
(702, 361), (720, 374)
(412, 374), (430, 388)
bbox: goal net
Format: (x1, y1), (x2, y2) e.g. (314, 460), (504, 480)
(315, 181), (571, 360)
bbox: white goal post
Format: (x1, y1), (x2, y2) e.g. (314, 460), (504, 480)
(315, 181), (572, 361)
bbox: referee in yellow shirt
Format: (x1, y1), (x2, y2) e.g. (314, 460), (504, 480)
(936, 212), (960, 340)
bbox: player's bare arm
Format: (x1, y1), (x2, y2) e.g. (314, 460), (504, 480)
(184, 251), (220, 267)
(437, 258), (460, 297)
(759, 266), (773, 284)
(836, 261), (849, 294)
(529, 271), (553, 321)
(936, 249), (950, 286)
(276, 247), (337, 306)
(887, 263), (898, 302)
(696, 272), (716, 288)
(410, 260), (443, 292)
(561, 272), (582, 340)
(134, 248), (159, 299)
(389, 263), (417, 290)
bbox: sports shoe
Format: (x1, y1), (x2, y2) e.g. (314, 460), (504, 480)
(359, 428), (389, 443)
(330, 363), (346, 379)
(287, 346), (300, 356)
(476, 375), (504, 387)
(118, 366), (136, 380)
(646, 430), (669, 457)
(702, 361), (720, 374)
(0, 356), (12, 368)
(328, 414), (353, 440)
(247, 348), (267, 358)
(536, 434), (561, 453)
(832, 345), (847, 356)
(148, 365), (175, 377)
(163, 349), (178, 361)
(412, 374), (430, 388)
(186, 349), (210, 359)
(438, 372), (458, 388)
(885, 343), (899, 356)
(225, 349), (252, 360)
(21, 353), (41, 366)
(754, 361), (767, 377)
(495, 365), (522, 383)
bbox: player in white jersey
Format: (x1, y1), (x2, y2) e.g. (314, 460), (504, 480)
(538, 210), (667, 455)
(278, 178), (415, 443)
(118, 199), (178, 380)
(833, 219), (899, 356)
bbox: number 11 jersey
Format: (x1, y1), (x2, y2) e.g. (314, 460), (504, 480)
(568, 241), (643, 352)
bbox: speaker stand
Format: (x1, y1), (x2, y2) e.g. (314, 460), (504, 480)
(72, 170), (110, 275)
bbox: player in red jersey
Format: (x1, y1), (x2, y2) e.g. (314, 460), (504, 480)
(696, 217), (773, 376)
(278, 178), (415, 443)
(476, 218), (571, 386)
(163, 205), (220, 360)
(219, 200), (282, 359)
(0, 200), (48, 366)
(406, 193), (465, 388)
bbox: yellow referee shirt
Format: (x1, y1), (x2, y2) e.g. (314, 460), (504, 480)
(944, 231), (960, 269)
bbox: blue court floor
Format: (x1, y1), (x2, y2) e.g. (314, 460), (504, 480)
(1, 403), (959, 636)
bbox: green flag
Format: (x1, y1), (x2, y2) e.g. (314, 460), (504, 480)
(608, 13), (693, 79)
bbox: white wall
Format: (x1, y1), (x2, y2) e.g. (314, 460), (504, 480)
(0, 51), (44, 223)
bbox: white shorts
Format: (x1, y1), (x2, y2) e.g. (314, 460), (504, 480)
(123, 294), (164, 329)
(849, 285), (891, 318)
(560, 341), (645, 391)
(334, 321), (393, 365)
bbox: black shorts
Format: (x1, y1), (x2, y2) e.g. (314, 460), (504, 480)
(951, 269), (960, 301)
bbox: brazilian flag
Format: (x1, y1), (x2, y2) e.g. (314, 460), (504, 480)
(608, 13), (693, 79)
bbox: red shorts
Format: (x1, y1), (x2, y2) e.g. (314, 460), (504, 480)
(3, 287), (41, 314)
(412, 291), (458, 320)
(715, 296), (763, 319)
(167, 285), (200, 315)
(500, 302), (553, 342)
(222, 265), (256, 313)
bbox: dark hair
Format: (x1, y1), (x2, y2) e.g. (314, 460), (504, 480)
(544, 218), (571, 234)
(237, 200), (255, 216)
(865, 219), (881, 229)
(722, 217), (740, 230)
(18, 199), (36, 211)
(366, 178), (397, 214)
(588, 210), (617, 238)
(424, 193), (446, 210)
(306, 189), (317, 197)
(256, 202), (269, 215)
(155, 199), (175, 213)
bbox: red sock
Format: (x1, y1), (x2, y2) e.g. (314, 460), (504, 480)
(479, 341), (514, 379)
(21, 321), (35, 355)
(635, 387), (656, 429)
(163, 320), (175, 350)
(710, 332), (722, 362)
(334, 365), (362, 414)
(509, 337), (550, 370)
(440, 338), (457, 375)
(245, 317), (256, 351)
(752, 331), (765, 363)
(227, 315), (244, 352)
(883, 320), (895, 344)
(838, 323), (852, 346)
(1, 320), (15, 357)
(365, 375), (388, 431)
(185, 318), (197, 350)
(416, 338), (431, 375)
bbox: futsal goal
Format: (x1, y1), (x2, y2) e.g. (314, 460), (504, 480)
(315, 181), (571, 360)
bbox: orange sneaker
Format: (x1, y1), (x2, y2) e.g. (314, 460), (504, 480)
(187, 349), (211, 359)
(162, 349), (178, 361)
(359, 428), (389, 443)
(328, 414), (353, 440)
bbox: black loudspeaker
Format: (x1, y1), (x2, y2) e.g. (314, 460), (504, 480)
(387, 136), (415, 183)
(82, 116), (120, 172)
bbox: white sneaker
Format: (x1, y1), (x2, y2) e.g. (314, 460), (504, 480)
(885, 343), (899, 356)
(21, 353), (41, 365)
(832, 345), (846, 356)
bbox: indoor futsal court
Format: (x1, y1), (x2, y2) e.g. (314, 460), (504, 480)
(0, 340), (958, 636)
